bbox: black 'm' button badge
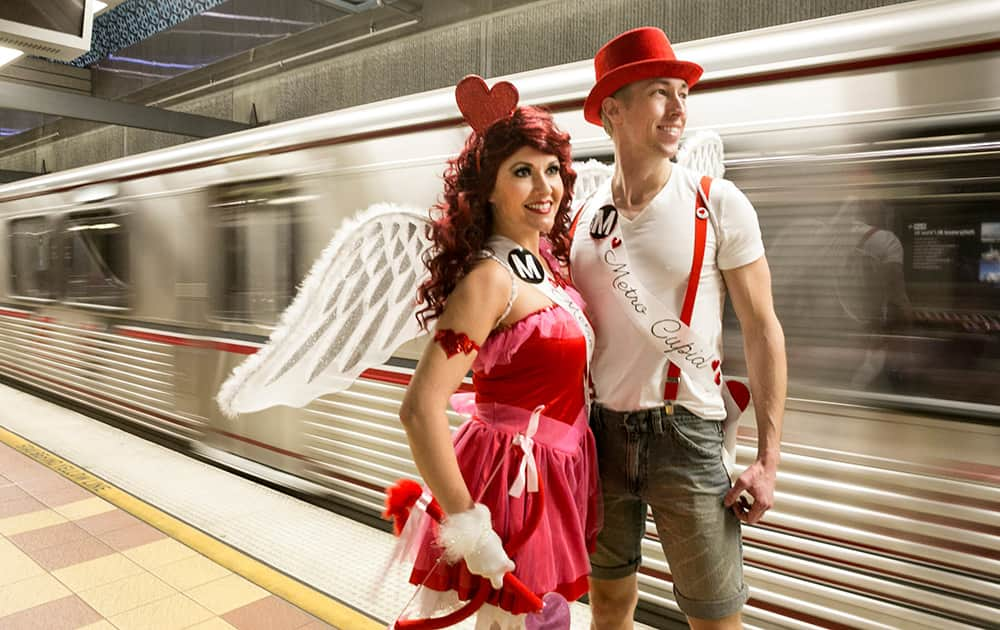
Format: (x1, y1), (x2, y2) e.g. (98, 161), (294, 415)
(589, 205), (618, 239)
(508, 249), (545, 284)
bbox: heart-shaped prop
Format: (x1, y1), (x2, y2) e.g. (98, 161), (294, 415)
(525, 592), (571, 629)
(455, 75), (519, 134)
(725, 379), (751, 413)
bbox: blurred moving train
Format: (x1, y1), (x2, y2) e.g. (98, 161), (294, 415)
(1, 1), (998, 628)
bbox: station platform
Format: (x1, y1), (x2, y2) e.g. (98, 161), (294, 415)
(0, 383), (617, 630)
(0, 438), (336, 630)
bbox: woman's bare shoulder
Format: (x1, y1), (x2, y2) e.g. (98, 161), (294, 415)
(443, 258), (512, 319)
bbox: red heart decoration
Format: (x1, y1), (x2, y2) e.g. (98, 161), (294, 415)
(455, 75), (519, 135)
(611, 237), (622, 248)
(725, 379), (751, 411)
(711, 359), (720, 371)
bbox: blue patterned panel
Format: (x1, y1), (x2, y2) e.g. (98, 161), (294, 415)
(72, 0), (230, 67)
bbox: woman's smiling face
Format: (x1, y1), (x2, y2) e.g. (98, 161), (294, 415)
(489, 145), (564, 240)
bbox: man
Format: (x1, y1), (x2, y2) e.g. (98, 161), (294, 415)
(569, 27), (787, 629)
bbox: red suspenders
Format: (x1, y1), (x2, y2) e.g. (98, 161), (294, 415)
(662, 175), (713, 407)
(570, 174), (715, 410)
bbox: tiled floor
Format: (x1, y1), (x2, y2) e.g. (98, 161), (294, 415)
(0, 384), (618, 630)
(0, 443), (334, 630)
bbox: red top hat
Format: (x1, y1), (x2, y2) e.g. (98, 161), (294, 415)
(584, 27), (703, 126)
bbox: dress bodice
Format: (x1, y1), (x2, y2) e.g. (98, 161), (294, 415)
(470, 286), (588, 424)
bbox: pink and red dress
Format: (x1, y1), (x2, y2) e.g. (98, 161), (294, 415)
(408, 284), (600, 614)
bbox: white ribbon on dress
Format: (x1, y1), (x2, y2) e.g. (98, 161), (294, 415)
(416, 490), (434, 513)
(509, 404), (544, 497)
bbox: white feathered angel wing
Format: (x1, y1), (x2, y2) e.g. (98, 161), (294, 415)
(571, 159), (614, 208)
(677, 129), (726, 178)
(216, 203), (432, 416)
(568, 131), (725, 210)
(217, 134), (725, 417)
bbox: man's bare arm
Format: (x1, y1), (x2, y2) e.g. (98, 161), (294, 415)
(722, 255), (787, 524)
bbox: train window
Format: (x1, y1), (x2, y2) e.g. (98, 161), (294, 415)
(210, 178), (301, 325)
(8, 215), (55, 300)
(62, 208), (130, 308)
(723, 130), (1000, 414)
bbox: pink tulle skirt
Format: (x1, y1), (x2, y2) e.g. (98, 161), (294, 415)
(408, 398), (600, 614)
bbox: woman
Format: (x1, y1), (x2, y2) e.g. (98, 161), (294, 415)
(396, 76), (599, 628)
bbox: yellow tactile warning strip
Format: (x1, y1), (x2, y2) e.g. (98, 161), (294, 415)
(0, 426), (383, 630)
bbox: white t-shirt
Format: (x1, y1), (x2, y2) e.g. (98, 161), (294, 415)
(852, 221), (903, 265)
(570, 164), (765, 418)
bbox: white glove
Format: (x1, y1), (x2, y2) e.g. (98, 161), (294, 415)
(438, 503), (514, 590)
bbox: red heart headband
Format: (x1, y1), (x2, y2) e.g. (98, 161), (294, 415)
(455, 74), (519, 135)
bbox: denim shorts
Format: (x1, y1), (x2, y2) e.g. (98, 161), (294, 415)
(588, 404), (749, 620)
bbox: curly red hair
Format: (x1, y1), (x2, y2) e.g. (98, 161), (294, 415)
(416, 106), (576, 330)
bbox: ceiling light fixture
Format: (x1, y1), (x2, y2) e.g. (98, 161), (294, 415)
(0, 46), (24, 69)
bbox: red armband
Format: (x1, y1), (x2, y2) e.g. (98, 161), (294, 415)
(434, 329), (480, 358)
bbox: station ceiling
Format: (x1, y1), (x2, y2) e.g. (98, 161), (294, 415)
(0, 0), (425, 145)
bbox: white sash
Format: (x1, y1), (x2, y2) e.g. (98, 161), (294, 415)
(575, 180), (722, 393)
(572, 179), (747, 475)
(485, 235), (594, 366)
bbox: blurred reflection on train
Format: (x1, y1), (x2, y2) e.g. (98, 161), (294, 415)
(1, 2), (997, 628)
(742, 143), (999, 409)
